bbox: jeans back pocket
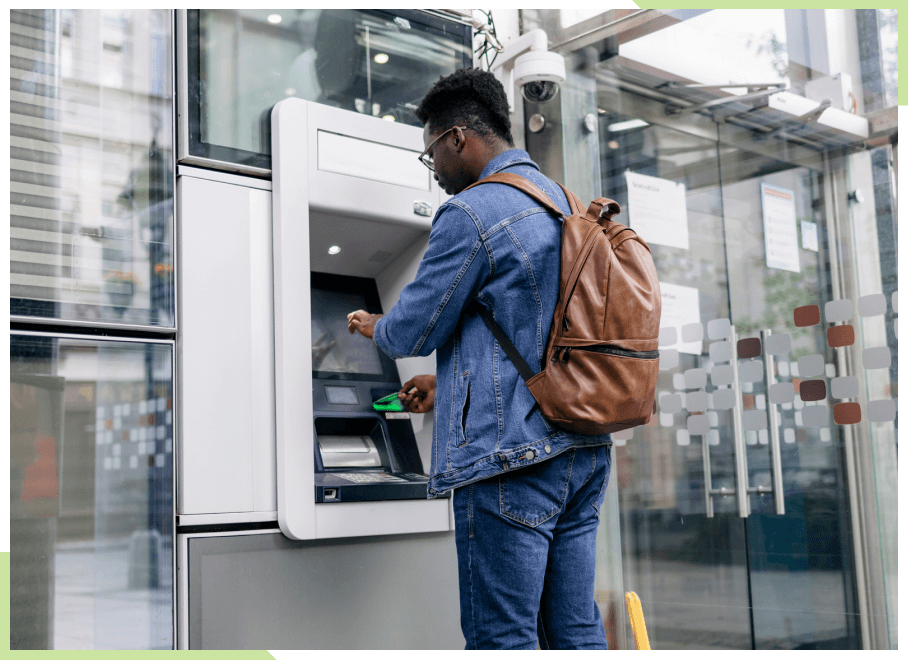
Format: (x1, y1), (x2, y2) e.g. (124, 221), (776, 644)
(498, 450), (575, 528)
(590, 445), (612, 518)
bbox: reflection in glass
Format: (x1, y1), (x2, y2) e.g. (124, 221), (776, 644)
(10, 335), (173, 649)
(10, 9), (174, 326)
(190, 9), (471, 168)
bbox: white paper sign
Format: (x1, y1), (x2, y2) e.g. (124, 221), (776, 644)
(626, 171), (689, 250)
(801, 220), (818, 251)
(761, 183), (800, 272)
(659, 281), (702, 355)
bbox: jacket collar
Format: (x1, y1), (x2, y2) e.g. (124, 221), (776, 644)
(479, 149), (539, 180)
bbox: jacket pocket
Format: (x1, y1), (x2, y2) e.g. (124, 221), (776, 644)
(456, 372), (470, 447)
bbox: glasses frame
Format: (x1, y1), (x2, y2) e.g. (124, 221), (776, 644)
(418, 125), (468, 171)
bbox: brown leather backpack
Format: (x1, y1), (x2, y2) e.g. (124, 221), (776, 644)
(464, 172), (662, 435)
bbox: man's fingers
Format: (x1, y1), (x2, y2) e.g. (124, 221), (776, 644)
(347, 310), (364, 335)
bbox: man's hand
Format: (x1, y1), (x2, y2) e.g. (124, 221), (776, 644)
(398, 375), (436, 414)
(347, 310), (383, 339)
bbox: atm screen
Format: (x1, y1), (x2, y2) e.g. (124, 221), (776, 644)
(311, 288), (384, 376)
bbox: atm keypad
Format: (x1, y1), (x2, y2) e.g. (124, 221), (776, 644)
(335, 471), (428, 484)
(339, 472), (410, 484)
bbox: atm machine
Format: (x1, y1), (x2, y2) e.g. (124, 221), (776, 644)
(177, 100), (463, 648)
(271, 98), (454, 541)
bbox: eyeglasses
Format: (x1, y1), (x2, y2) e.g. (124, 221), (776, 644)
(418, 126), (467, 171)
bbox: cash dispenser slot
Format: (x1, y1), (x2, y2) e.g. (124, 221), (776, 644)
(318, 435), (381, 469)
(314, 413), (433, 503)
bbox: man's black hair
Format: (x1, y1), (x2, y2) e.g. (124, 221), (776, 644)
(414, 67), (514, 146)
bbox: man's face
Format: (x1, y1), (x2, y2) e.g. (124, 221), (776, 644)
(422, 123), (469, 196)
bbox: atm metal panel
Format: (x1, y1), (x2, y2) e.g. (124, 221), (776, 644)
(306, 102), (442, 229)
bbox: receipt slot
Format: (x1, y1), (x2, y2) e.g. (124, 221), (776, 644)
(272, 98), (451, 540)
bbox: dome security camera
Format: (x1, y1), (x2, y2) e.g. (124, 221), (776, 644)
(514, 49), (565, 103)
(491, 29), (566, 112)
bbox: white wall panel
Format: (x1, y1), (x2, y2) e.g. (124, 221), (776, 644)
(178, 175), (274, 515)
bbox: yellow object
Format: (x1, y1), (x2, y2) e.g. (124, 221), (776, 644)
(625, 591), (651, 650)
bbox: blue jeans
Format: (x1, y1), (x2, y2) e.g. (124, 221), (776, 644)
(452, 444), (612, 649)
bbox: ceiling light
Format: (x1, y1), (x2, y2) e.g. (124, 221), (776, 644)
(284, 88), (296, 96)
(607, 119), (649, 132)
(382, 115), (396, 122)
(373, 53), (389, 64)
(327, 245), (341, 255)
(267, 14), (282, 24)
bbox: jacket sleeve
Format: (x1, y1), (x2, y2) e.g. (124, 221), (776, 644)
(373, 203), (490, 359)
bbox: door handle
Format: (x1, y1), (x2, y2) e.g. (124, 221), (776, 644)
(702, 326), (786, 517)
(702, 324), (749, 518)
(703, 326), (768, 518)
(760, 329), (786, 515)
(728, 324), (751, 518)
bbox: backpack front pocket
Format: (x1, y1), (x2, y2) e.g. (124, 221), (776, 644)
(540, 344), (659, 430)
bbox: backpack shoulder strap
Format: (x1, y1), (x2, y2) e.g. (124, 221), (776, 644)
(463, 172), (565, 218)
(556, 182), (584, 216)
(465, 300), (537, 383)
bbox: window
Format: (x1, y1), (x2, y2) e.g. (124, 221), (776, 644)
(10, 334), (174, 649)
(10, 9), (174, 327)
(183, 9), (472, 171)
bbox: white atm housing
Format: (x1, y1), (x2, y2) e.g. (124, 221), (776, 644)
(178, 99), (449, 539)
(272, 98), (450, 540)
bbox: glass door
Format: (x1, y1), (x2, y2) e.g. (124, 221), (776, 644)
(717, 142), (862, 649)
(596, 101), (864, 649)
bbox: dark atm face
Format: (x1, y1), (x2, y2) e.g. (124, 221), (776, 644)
(310, 272), (447, 502)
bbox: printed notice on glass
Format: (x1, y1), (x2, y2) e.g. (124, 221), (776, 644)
(761, 183), (800, 272)
(660, 281), (702, 355)
(626, 171), (689, 250)
(801, 220), (818, 251)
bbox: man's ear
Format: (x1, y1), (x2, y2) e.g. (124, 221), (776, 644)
(452, 126), (467, 153)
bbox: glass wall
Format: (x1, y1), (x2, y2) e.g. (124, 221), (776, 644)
(10, 334), (174, 649)
(524, 8), (897, 650)
(183, 9), (471, 169)
(10, 9), (174, 327)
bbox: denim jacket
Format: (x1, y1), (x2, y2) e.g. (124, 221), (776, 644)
(374, 150), (611, 496)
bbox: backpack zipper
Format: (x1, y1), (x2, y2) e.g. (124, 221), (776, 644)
(555, 344), (659, 364)
(559, 224), (604, 336)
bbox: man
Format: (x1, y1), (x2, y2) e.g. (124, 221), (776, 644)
(347, 68), (612, 650)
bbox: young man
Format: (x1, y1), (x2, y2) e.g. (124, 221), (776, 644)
(347, 68), (612, 650)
